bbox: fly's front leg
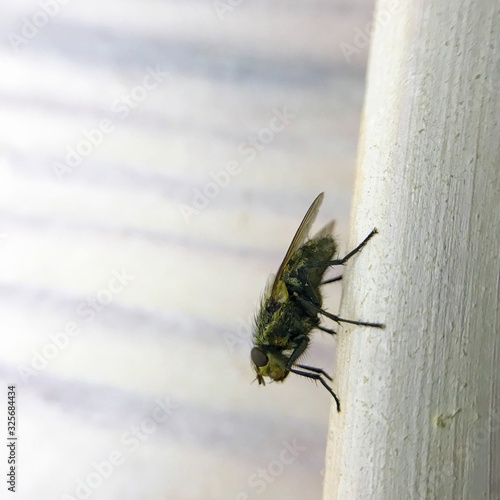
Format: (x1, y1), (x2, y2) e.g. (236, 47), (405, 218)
(285, 338), (309, 371)
(295, 364), (332, 381)
(290, 366), (341, 411)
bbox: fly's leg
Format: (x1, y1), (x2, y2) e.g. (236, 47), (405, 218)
(317, 325), (336, 335)
(321, 274), (342, 285)
(318, 306), (385, 328)
(328, 228), (377, 266)
(309, 228), (377, 279)
(290, 367), (341, 412)
(295, 295), (385, 328)
(285, 338), (309, 370)
(295, 364), (332, 381)
(285, 336), (340, 409)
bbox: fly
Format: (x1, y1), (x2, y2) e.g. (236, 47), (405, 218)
(251, 192), (384, 411)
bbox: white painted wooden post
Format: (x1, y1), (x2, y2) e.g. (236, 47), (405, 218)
(324, 1), (499, 499)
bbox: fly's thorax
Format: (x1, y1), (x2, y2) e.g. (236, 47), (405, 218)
(253, 293), (293, 347)
(279, 236), (335, 309)
(251, 346), (289, 382)
(254, 297), (319, 355)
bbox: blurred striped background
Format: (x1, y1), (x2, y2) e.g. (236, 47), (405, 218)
(0, 1), (374, 499)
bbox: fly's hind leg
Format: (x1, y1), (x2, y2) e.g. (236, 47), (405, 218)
(328, 228), (377, 266)
(321, 229), (377, 284)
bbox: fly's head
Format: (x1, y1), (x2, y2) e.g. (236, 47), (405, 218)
(251, 346), (289, 385)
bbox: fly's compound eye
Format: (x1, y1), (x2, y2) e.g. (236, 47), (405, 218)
(251, 347), (268, 367)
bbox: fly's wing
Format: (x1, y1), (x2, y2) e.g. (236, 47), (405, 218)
(271, 192), (325, 296)
(313, 220), (335, 239)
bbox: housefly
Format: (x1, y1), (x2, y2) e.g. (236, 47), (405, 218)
(251, 192), (384, 411)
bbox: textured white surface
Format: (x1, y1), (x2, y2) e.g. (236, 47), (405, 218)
(324, 1), (500, 499)
(0, 1), (377, 499)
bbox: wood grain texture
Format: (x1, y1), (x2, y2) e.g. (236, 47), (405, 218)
(324, 1), (499, 499)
